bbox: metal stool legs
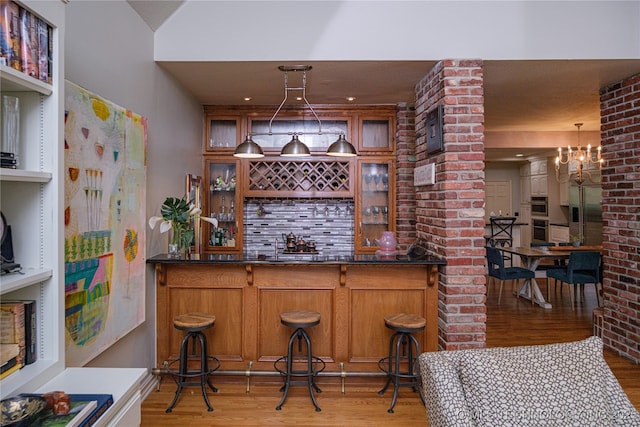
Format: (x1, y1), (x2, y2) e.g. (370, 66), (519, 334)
(275, 327), (325, 412)
(166, 330), (220, 413)
(378, 331), (425, 413)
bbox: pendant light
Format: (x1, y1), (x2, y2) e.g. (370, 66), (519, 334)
(247, 65), (357, 158)
(281, 134), (310, 157)
(327, 134), (357, 157)
(234, 134), (264, 158)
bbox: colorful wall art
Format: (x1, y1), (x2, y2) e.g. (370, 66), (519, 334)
(64, 81), (147, 366)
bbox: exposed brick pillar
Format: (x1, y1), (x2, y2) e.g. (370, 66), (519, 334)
(600, 72), (640, 363)
(415, 60), (486, 350)
(395, 103), (417, 251)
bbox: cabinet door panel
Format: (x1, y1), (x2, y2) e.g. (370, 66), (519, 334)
(204, 159), (242, 252)
(355, 158), (395, 253)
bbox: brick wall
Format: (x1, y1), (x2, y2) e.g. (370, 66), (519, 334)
(395, 103), (417, 250)
(600, 72), (640, 363)
(414, 60), (487, 350)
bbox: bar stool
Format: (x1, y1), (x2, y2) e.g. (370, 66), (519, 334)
(378, 312), (426, 413)
(274, 310), (325, 412)
(165, 312), (221, 413)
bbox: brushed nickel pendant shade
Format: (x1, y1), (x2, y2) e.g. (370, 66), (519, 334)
(326, 134), (357, 157)
(234, 135), (264, 158)
(235, 65), (357, 158)
(281, 134), (311, 157)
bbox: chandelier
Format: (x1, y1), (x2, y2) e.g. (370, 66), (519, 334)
(555, 123), (602, 185)
(234, 65), (357, 158)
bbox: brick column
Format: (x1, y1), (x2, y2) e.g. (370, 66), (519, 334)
(415, 60), (486, 350)
(600, 72), (640, 363)
(395, 103), (417, 250)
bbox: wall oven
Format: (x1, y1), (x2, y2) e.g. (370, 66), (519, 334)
(532, 218), (549, 243)
(531, 196), (548, 216)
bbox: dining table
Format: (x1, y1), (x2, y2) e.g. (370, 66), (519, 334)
(496, 245), (603, 309)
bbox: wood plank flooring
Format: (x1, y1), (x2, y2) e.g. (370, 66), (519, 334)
(141, 278), (639, 426)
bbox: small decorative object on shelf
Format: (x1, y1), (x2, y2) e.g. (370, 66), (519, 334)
(1, 95), (20, 168)
(149, 196), (218, 257)
(376, 231), (397, 255)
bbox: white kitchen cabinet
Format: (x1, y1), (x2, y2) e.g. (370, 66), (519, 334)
(0, 3), (148, 424)
(530, 159), (547, 176)
(531, 174), (548, 196)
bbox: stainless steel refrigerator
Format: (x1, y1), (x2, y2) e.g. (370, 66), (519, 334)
(569, 181), (602, 245)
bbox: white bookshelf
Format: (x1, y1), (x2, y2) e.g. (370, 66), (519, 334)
(0, 2), (147, 425)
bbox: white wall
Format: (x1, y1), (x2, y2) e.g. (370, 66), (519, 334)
(156, 1), (640, 61)
(64, 1), (202, 368)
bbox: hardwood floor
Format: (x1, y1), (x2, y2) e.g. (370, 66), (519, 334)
(140, 278), (639, 426)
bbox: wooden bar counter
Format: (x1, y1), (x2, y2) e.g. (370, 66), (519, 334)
(147, 253), (445, 381)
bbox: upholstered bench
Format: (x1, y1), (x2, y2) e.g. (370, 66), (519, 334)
(419, 336), (640, 427)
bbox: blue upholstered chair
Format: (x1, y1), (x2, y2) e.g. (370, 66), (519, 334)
(486, 246), (535, 304)
(546, 251), (601, 310)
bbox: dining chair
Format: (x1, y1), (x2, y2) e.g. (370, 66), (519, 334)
(546, 251), (602, 310)
(487, 217), (517, 266)
(486, 246), (535, 304)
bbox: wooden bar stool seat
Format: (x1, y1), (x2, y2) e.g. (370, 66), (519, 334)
(378, 312), (426, 413)
(165, 312), (220, 413)
(275, 310), (325, 412)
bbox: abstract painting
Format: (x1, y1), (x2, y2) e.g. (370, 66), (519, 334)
(64, 80), (147, 366)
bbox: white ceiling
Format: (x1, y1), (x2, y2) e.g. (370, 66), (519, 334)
(129, 1), (640, 161)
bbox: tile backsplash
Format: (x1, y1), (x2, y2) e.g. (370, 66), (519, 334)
(244, 198), (354, 257)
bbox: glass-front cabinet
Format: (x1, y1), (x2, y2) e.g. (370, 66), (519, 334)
(204, 114), (243, 153)
(355, 158), (396, 253)
(358, 114), (395, 154)
(204, 158), (242, 253)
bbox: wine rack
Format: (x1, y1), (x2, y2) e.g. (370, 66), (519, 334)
(245, 159), (353, 197)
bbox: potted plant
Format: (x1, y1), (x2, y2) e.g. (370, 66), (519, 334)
(570, 234), (582, 247)
(149, 196), (217, 257)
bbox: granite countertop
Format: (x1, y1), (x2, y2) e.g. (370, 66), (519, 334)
(146, 252), (446, 266)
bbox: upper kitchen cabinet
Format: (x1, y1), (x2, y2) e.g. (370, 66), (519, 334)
(357, 110), (396, 154)
(529, 158), (548, 197)
(203, 158), (242, 253)
(355, 158), (396, 253)
(203, 111), (244, 153)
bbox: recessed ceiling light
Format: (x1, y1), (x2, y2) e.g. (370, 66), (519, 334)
(515, 153), (524, 157)
(243, 97), (252, 102)
(346, 96), (356, 102)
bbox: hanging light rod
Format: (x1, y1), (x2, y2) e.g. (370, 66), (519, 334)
(235, 65), (357, 158)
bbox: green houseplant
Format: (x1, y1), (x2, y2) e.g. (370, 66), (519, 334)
(570, 234), (582, 247)
(149, 196), (217, 257)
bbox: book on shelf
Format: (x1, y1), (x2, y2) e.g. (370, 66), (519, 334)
(18, 6), (38, 78)
(0, 359), (21, 379)
(0, 342), (19, 364)
(0, 301), (26, 366)
(0, 300), (36, 366)
(0, 0), (21, 71)
(68, 394), (113, 427)
(27, 397), (97, 427)
(22, 300), (36, 365)
(1, 342), (22, 379)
